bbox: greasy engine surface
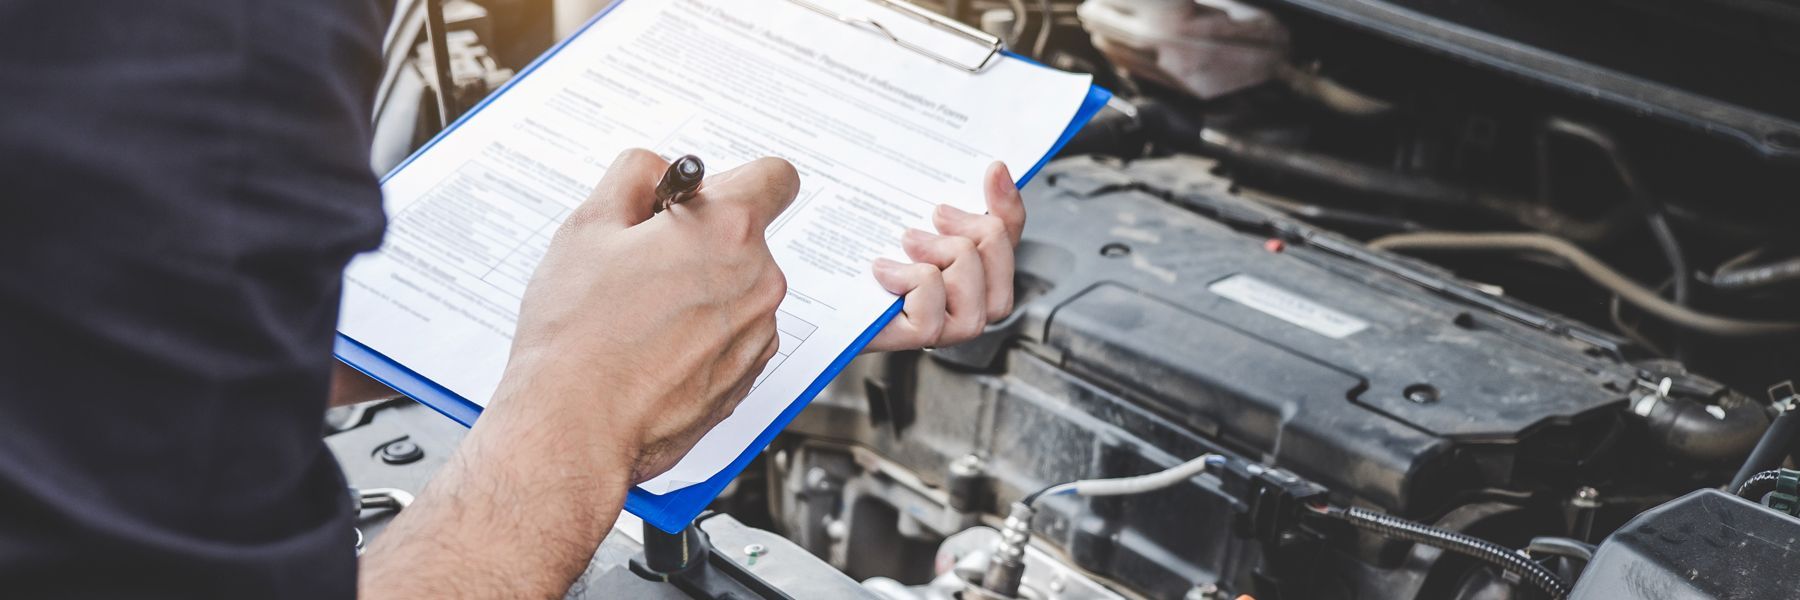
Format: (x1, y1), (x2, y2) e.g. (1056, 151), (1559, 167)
(770, 156), (1695, 598)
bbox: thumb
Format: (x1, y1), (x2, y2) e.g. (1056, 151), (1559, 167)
(572, 148), (669, 230)
(984, 161), (1025, 245)
(696, 157), (801, 232)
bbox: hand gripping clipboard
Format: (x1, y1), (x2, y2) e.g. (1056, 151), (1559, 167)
(333, 0), (1114, 534)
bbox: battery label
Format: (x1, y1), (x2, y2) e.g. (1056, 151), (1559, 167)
(1208, 274), (1369, 339)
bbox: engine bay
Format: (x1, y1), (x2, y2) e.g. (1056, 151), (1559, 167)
(343, 1), (1800, 598)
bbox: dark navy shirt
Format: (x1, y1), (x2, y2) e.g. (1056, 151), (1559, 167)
(0, 1), (390, 597)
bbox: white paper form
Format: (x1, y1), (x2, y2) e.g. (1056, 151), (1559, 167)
(338, 0), (1093, 494)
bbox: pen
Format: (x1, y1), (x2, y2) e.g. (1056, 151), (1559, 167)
(653, 155), (706, 213)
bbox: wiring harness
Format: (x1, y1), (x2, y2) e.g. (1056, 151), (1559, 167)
(1310, 504), (1572, 600)
(1006, 452), (1572, 599)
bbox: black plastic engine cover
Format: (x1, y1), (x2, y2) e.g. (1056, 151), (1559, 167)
(1570, 489), (1800, 599)
(1009, 156), (1635, 512)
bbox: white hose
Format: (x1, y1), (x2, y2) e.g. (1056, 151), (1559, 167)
(1038, 454), (1222, 501)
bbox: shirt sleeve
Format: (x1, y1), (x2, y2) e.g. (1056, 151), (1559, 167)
(0, 1), (389, 597)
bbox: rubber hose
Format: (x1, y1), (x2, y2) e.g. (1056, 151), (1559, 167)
(1643, 395), (1770, 463)
(1710, 257), (1800, 292)
(1327, 506), (1572, 600)
(1729, 410), (1800, 492)
(1369, 232), (1800, 337)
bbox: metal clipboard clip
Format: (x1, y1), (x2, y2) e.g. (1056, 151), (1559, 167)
(785, 0), (1004, 73)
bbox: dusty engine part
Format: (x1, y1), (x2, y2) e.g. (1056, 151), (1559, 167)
(764, 156), (1765, 599)
(1569, 489), (1800, 599)
(864, 526), (1125, 600)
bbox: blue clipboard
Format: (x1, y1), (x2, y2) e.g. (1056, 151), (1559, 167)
(335, 0), (1113, 533)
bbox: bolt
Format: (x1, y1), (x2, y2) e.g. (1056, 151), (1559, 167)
(743, 543), (767, 567)
(1404, 384), (1439, 405)
(378, 439), (423, 465)
(1048, 574), (1066, 593)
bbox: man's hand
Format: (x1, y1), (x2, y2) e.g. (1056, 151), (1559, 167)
(867, 161), (1026, 352)
(495, 149), (795, 484)
(361, 149), (797, 599)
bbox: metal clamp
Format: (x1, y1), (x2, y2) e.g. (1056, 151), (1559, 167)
(1770, 381), (1798, 414)
(786, 0), (1004, 73)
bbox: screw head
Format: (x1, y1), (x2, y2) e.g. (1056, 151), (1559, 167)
(379, 439), (423, 465)
(743, 543), (767, 558)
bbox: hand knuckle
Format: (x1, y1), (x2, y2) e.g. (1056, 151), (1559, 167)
(961, 316), (987, 340)
(617, 147), (658, 163)
(922, 314), (947, 340)
(976, 216), (1006, 239)
(991, 297), (1013, 320)
(900, 262), (929, 279)
(758, 157), (801, 194)
(765, 262), (788, 288)
(948, 236), (978, 257)
(761, 273), (788, 311)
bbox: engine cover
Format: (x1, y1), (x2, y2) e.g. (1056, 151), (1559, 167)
(1015, 156), (1646, 511)
(782, 156), (1655, 598)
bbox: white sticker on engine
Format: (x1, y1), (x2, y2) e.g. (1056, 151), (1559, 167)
(1209, 275), (1369, 339)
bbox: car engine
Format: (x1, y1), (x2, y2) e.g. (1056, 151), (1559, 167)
(339, 1), (1800, 598)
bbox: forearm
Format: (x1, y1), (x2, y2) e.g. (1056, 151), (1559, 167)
(358, 379), (634, 599)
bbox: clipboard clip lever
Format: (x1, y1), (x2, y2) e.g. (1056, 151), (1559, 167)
(786, 0), (1004, 73)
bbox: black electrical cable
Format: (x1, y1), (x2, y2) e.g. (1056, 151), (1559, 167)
(1316, 505), (1572, 600)
(1736, 469), (1783, 502)
(1729, 409), (1800, 493)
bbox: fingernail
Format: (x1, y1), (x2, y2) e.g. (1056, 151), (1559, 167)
(872, 258), (901, 274)
(936, 204), (970, 219)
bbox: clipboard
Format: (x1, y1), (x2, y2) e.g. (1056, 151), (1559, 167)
(335, 0), (1113, 534)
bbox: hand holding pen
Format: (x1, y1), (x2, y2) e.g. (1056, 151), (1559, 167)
(652, 155), (706, 213)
